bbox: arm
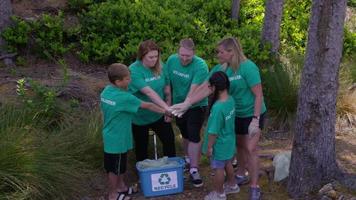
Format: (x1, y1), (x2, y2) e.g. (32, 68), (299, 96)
(207, 134), (217, 157)
(186, 81), (212, 105)
(164, 85), (172, 106)
(251, 83), (263, 117)
(140, 101), (166, 114)
(164, 85), (173, 122)
(140, 86), (169, 110)
(170, 82), (212, 117)
(248, 83), (263, 137)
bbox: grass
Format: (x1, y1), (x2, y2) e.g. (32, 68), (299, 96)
(0, 104), (103, 200)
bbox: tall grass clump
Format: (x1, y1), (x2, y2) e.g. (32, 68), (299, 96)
(261, 53), (303, 131)
(336, 58), (356, 128)
(0, 104), (103, 199)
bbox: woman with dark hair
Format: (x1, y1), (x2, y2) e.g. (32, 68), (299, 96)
(129, 40), (176, 164)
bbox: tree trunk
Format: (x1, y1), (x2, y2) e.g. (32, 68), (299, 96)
(0, 0), (13, 65)
(231, 0), (240, 21)
(287, 0), (347, 198)
(261, 0), (284, 54)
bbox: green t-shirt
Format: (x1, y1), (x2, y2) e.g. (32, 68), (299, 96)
(202, 96), (236, 160)
(165, 54), (208, 107)
(129, 60), (166, 125)
(209, 60), (267, 117)
(100, 85), (141, 153)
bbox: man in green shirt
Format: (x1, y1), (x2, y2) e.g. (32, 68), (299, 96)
(165, 38), (208, 187)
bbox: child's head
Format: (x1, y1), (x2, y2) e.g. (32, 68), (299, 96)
(208, 71), (230, 112)
(107, 63), (130, 89)
(208, 71), (230, 92)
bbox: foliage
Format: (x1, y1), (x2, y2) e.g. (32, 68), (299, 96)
(343, 28), (356, 56)
(32, 12), (72, 58)
(348, 0), (356, 7)
(280, 0), (311, 55)
(0, 105), (103, 200)
(261, 54), (301, 130)
(1, 16), (31, 53)
(77, 0), (271, 66)
(2, 12), (71, 59)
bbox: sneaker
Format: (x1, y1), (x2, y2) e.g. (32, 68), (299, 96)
(249, 187), (262, 200)
(235, 175), (249, 185)
(223, 183), (240, 195)
(204, 191), (226, 200)
(190, 171), (203, 187)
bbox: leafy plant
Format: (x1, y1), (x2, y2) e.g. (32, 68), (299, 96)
(1, 16), (31, 53)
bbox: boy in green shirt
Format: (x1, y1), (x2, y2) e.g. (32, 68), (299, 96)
(100, 63), (168, 200)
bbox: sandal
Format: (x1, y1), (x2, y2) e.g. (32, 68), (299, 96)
(116, 192), (131, 200)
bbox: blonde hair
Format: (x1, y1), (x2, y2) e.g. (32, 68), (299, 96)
(107, 63), (129, 84)
(217, 37), (246, 71)
(179, 38), (195, 51)
(137, 40), (162, 75)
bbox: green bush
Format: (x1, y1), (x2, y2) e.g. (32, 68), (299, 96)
(1, 16), (31, 53)
(2, 12), (71, 59)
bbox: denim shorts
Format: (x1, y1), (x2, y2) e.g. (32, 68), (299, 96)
(210, 158), (233, 169)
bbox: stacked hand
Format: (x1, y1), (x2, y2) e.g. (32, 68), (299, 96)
(169, 99), (192, 118)
(248, 118), (260, 138)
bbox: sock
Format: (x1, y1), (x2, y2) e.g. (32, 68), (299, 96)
(189, 167), (198, 174)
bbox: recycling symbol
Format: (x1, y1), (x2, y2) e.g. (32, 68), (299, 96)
(158, 173), (171, 185)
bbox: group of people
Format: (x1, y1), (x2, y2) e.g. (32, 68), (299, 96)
(100, 37), (266, 200)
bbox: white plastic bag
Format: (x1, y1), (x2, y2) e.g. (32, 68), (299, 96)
(272, 151), (292, 182)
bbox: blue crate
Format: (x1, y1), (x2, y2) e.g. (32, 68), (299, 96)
(136, 157), (185, 197)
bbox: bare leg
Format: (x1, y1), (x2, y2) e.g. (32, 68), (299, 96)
(183, 138), (189, 158)
(188, 141), (201, 168)
(225, 160), (236, 186)
(116, 173), (128, 192)
(236, 135), (248, 176)
(214, 168), (225, 194)
(246, 132), (261, 187)
(108, 172), (118, 200)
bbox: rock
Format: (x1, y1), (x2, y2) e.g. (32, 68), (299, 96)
(337, 195), (345, 200)
(319, 183), (334, 195)
(325, 190), (337, 199)
(321, 195), (333, 200)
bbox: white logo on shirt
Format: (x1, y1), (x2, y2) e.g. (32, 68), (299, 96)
(173, 70), (189, 78)
(145, 76), (161, 82)
(101, 98), (116, 106)
(229, 75), (242, 81)
(225, 108), (235, 120)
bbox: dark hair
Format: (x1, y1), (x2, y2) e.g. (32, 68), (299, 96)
(107, 63), (129, 84)
(137, 40), (162, 75)
(208, 71), (230, 112)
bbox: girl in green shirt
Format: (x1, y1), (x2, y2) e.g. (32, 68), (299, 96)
(202, 71), (240, 200)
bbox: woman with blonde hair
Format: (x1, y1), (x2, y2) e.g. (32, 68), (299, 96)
(170, 37), (266, 200)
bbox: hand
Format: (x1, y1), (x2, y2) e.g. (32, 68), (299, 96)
(171, 109), (186, 118)
(164, 115), (172, 122)
(169, 99), (192, 115)
(207, 147), (213, 157)
(164, 109), (173, 118)
(248, 118), (260, 138)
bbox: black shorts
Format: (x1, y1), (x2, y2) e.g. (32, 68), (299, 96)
(235, 112), (266, 135)
(176, 106), (206, 143)
(104, 152), (127, 175)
